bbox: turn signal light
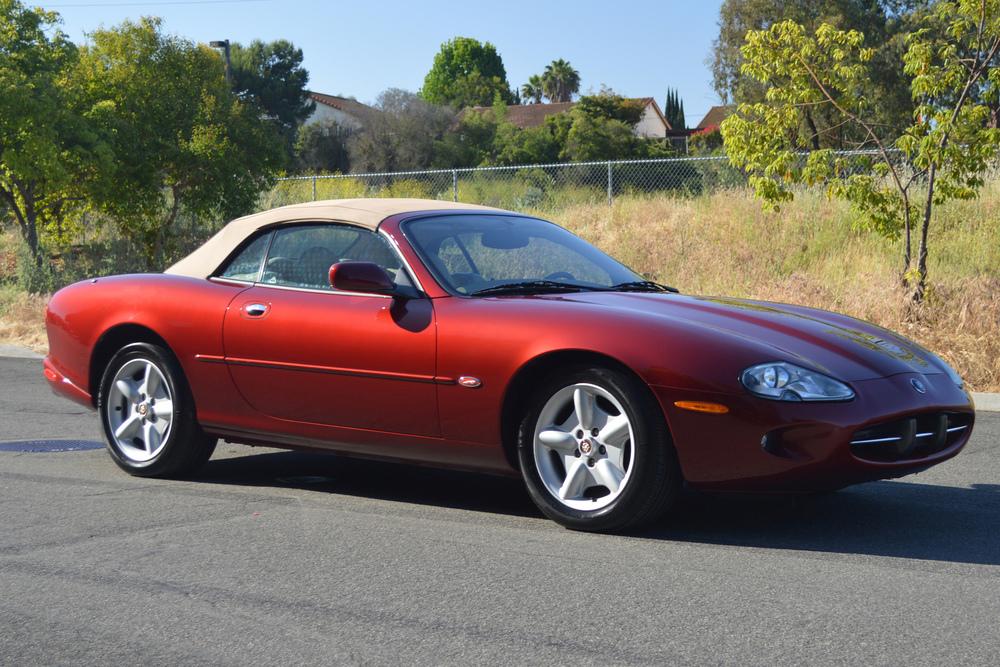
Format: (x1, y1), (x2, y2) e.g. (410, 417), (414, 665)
(674, 400), (729, 414)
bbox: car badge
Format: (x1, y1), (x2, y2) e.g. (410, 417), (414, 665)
(911, 378), (927, 394)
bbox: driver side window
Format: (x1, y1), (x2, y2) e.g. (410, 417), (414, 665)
(254, 224), (411, 291)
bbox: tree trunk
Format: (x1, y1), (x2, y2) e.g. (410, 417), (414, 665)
(901, 194), (912, 288)
(914, 165), (936, 303)
(1, 186), (44, 267)
(153, 186), (183, 270)
(804, 111), (821, 151)
(24, 215), (43, 268)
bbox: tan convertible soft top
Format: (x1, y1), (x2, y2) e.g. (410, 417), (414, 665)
(165, 198), (502, 279)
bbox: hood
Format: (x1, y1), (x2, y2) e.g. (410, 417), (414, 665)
(552, 292), (942, 382)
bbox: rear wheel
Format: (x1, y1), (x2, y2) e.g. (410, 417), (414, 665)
(98, 343), (216, 477)
(517, 365), (681, 532)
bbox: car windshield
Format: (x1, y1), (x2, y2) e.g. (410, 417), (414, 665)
(403, 214), (644, 296)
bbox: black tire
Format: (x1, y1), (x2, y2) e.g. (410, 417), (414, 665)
(516, 365), (681, 533)
(97, 342), (216, 478)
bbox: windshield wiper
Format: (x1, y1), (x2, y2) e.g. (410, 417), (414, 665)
(470, 280), (599, 297)
(606, 280), (679, 293)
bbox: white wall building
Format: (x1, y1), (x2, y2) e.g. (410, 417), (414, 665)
(304, 92), (374, 130)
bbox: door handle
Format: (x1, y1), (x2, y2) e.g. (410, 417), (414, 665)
(244, 303), (268, 317)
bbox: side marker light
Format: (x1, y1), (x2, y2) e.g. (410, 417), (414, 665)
(674, 401), (729, 414)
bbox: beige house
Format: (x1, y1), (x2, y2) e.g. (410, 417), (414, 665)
(630, 98), (672, 138)
(304, 92), (375, 130)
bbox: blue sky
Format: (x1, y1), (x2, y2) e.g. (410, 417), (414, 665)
(45, 0), (725, 126)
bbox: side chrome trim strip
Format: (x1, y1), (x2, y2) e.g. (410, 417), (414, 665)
(194, 354), (226, 364)
(224, 356), (453, 384)
(209, 277), (254, 287)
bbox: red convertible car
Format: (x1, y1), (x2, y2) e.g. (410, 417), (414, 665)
(44, 199), (975, 531)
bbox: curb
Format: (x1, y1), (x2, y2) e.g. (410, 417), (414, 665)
(972, 393), (1000, 413)
(1, 344), (999, 411)
(0, 344), (42, 360)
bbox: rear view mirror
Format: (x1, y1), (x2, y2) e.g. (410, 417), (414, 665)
(481, 230), (530, 249)
(328, 261), (396, 294)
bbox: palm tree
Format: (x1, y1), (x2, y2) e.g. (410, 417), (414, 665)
(541, 59), (580, 103)
(521, 75), (544, 104)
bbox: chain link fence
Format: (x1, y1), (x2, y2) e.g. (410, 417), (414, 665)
(264, 156), (750, 212)
(262, 150), (926, 213)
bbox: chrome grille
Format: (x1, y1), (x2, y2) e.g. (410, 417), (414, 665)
(850, 412), (972, 462)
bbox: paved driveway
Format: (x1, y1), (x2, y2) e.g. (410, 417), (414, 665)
(2, 356), (998, 665)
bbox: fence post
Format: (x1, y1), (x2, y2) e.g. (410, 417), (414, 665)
(607, 161), (613, 206)
(311, 176), (317, 201)
(452, 170), (458, 202)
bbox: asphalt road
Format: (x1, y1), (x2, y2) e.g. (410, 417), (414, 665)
(1, 356), (999, 666)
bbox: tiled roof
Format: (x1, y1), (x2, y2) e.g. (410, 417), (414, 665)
(465, 102), (575, 129)
(695, 105), (734, 130)
(308, 92), (375, 119)
(467, 98), (669, 130)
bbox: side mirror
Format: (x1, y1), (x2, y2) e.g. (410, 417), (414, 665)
(328, 261), (396, 295)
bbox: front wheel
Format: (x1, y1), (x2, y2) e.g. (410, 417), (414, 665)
(517, 366), (681, 532)
(98, 342), (216, 477)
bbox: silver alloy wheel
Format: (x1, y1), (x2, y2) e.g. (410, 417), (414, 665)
(532, 382), (635, 511)
(106, 358), (173, 463)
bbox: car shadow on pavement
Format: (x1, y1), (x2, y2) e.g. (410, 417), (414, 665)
(198, 450), (1000, 566)
(653, 481), (1000, 567)
(198, 450), (542, 519)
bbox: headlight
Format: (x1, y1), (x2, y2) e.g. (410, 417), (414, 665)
(740, 362), (855, 402)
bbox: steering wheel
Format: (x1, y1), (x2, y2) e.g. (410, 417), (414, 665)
(543, 271), (576, 282)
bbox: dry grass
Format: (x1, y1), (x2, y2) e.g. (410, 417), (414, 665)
(2, 184), (998, 389)
(546, 184), (1000, 392)
(0, 288), (48, 353)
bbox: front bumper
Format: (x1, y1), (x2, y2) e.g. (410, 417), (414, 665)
(43, 356), (93, 409)
(653, 372), (975, 492)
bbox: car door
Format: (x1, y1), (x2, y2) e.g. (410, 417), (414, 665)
(221, 223), (440, 437)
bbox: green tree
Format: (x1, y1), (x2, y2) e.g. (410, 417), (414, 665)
(493, 121), (562, 165)
(438, 88), (674, 166)
(711, 0), (925, 148)
(521, 74), (545, 104)
(74, 18), (284, 265)
(0, 0), (96, 270)
(560, 91), (666, 161)
(576, 90), (645, 126)
(294, 119), (352, 173)
(230, 39), (315, 160)
(420, 37), (516, 108)
(721, 3), (1000, 301)
(433, 104), (502, 167)
(664, 88), (686, 129)
(561, 112), (639, 161)
(541, 59), (581, 103)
